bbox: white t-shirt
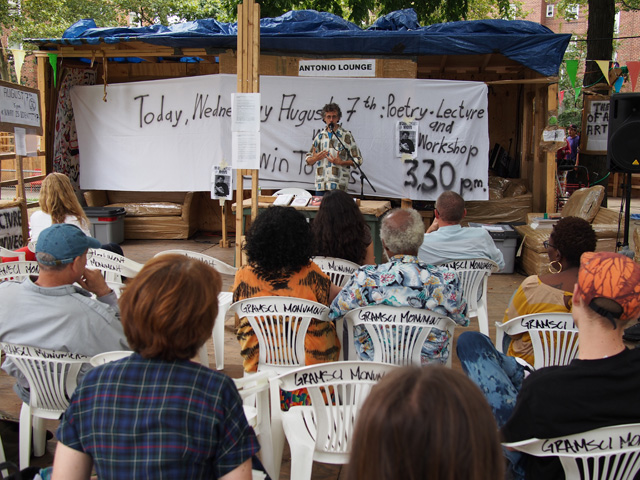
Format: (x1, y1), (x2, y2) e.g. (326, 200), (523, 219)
(29, 210), (92, 242)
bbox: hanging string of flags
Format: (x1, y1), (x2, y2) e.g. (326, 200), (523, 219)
(560, 58), (640, 104)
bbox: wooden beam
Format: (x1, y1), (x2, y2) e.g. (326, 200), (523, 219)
(546, 83), (559, 213)
(486, 77), (558, 85)
(479, 53), (492, 73)
(234, 0), (260, 265)
(438, 55), (448, 74)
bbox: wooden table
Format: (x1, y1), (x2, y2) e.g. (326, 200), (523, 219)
(233, 198), (391, 264)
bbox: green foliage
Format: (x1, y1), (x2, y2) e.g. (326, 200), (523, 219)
(5, 0), (555, 52)
(467, 0), (529, 20)
(557, 42), (585, 128)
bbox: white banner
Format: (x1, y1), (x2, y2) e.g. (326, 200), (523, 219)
(584, 100), (609, 154)
(72, 74), (489, 200)
(0, 206), (24, 250)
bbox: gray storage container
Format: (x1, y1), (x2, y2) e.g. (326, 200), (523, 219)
(83, 207), (125, 244)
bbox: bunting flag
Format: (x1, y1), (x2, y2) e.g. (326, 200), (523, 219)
(614, 76), (624, 93)
(627, 61), (640, 92)
(565, 60), (579, 88)
(575, 87), (582, 101)
(595, 60), (610, 84)
(48, 53), (58, 88)
(10, 49), (26, 82)
(559, 90), (565, 105)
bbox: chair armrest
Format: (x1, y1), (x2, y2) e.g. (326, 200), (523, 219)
(84, 190), (108, 207)
(180, 192), (194, 221)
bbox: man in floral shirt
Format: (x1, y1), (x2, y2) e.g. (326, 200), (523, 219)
(305, 103), (363, 194)
(330, 208), (467, 364)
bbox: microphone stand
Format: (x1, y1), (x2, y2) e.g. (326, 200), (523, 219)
(330, 123), (376, 200)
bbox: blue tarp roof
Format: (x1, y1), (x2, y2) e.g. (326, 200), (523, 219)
(29, 9), (571, 76)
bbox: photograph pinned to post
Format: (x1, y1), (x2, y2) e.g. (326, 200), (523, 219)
(212, 165), (233, 201)
(397, 120), (418, 158)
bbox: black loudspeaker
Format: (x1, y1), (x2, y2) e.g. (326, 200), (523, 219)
(608, 93), (640, 173)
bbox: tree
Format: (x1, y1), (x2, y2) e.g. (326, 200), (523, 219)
(215, 0), (512, 25)
(583, 0), (615, 91)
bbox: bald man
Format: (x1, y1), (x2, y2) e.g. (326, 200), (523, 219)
(419, 191), (504, 269)
(330, 208), (467, 365)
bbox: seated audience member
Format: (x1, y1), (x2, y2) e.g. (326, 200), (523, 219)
(29, 172), (93, 241)
(457, 252), (640, 479)
(52, 254), (258, 480)
(347, 366), (504, 480)
(0, 224), (129, 402)
(311, 189), (375, 265)
(2, 172), (122, 262)
(330, 208), (467, 365)
(503, 216), (596, 366)
(418, 191), (504, 269)
(233, 206), (341, 374)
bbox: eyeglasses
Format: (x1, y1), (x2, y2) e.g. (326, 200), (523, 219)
(543, 240), (556, 249)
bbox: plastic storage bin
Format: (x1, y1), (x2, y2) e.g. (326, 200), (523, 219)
(469, 223), (519, 274)
(83, 207), (125, 244)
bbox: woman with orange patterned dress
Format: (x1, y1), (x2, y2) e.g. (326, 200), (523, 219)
(232, 206), (341, 375)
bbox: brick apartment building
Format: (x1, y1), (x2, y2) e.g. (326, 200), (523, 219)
(517, 0), (639, 70)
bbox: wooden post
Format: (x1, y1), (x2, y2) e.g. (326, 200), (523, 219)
(234, 0), (260, 266)
(546, 83), (559, 213)
(14, 154), (29, 245)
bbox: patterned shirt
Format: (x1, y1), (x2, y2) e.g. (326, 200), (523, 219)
(305, 125), (363, 191)
(329, 255), (467, 364)
(57, 354), (259, 480)
(233, 262), (340, 373)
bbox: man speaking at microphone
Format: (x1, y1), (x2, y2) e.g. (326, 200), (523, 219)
(305, 103), (363, 195)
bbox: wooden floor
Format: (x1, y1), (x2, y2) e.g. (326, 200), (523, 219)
(4, 193), (640, 477)
(0, 232), (524, 479)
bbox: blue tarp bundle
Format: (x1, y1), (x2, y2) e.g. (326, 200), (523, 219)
(30, 9), (571, 76)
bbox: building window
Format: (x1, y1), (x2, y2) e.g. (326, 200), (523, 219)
(566, 4), (579, 20)
(614, 11), (621, 34)
(546, 4), (554, 17)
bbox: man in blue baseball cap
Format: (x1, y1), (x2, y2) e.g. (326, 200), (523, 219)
(0, 224), (130, 402)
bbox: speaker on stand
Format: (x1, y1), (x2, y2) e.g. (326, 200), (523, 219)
(607, 93), (640, 253)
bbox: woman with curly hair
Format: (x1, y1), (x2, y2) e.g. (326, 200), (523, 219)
(502, 216), (597, 365)
(311, 189), (375, 265)
(232, 206), (341, 374)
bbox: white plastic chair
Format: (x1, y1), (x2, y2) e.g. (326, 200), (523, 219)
(438, 258), (499, 336)
(0, 434), (6, 478)
(233, 371), (278, 480)
(503, 423), (640, 480)
(153, 249), (237, 275)
(87, 248), (143, 296)
(343, 305), (458, 367)
(269, 361), (398, 480)
(0, 342), (90, 469)
(495, 312), (578, 370)
(154, 249), (237, 370)
(0, 247), (26, 261)
(274, 188), (312, 198)
(228, 296), (331, 374)
(89, 350), (132, 366)
(0, 261), (39, 282)
(312, 256), (359, 287)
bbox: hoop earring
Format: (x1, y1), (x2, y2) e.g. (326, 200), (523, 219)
(549, 260), (563, 274)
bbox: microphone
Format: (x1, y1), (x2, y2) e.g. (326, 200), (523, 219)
(328, 122), (335, 132)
